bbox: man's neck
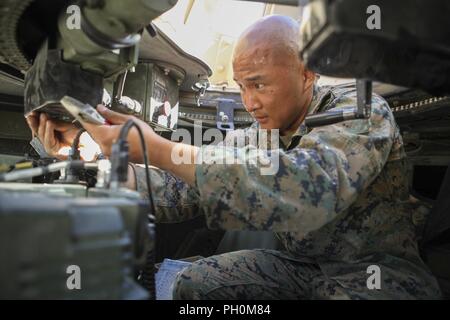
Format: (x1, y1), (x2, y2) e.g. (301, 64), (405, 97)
(281, 88), (314, 137)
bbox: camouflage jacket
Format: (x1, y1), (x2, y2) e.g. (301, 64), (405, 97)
(132, 84), (441, 298)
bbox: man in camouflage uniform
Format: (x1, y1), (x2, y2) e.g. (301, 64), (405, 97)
(130, 86), (440, 299)
(128, 16), (441, 299)
(27, 15), (441, 299)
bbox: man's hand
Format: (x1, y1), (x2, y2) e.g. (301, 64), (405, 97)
(26, 112), (81, 160)
(79, 105), (156, 163)
(25, 106), (153, 163)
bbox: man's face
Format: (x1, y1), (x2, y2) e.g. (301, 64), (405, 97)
(233, 45), (310, 132)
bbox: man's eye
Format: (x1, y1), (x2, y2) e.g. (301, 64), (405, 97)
(255, 83), (265, 90)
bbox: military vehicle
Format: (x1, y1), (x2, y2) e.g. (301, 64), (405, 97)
(0, 0), (449, 299)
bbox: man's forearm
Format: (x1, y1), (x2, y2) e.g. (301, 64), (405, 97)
(148, 133), (198, 186)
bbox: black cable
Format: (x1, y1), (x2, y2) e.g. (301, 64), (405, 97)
(140, 223), (156, 298)
(115, 120), (157, 298)
(71, 128), (86, 161)
(117, 120), (155, 216)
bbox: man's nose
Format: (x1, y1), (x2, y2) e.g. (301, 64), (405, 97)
(244, 94), (261, 113)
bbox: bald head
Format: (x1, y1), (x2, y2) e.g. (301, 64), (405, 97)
(233, 15), (301, 67)
(232, 15), (315, 134)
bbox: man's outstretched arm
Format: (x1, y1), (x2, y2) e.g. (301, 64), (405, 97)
(78, 105), (199, 186)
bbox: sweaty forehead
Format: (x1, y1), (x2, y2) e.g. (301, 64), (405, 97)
(233, 40), (297, 72)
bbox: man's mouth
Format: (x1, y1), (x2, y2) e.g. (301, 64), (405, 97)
(254, 115), (269, 123)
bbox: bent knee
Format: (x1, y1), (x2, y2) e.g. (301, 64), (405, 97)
(172, 262), (208, 300)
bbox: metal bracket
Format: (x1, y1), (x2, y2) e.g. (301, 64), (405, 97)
(110, 70), (143, 114)
(356, 79), (372, 119)
(193, 81), (209, 106)
(305, 79), (372, 128)
(216, 99), (238, 131)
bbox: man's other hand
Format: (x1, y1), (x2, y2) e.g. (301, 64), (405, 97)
(26, 112), (81, 160)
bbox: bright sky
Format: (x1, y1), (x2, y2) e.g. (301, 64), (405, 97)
(154, 0), (266, 89)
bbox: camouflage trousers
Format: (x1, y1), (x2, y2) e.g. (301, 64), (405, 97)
(172, 249), (441, 300)
(173, 249), (323, 299)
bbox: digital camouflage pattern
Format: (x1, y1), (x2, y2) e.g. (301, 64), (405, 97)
(132, 84), (442, 299)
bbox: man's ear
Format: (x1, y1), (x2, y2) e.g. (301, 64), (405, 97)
(303, 69), (316, 91)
